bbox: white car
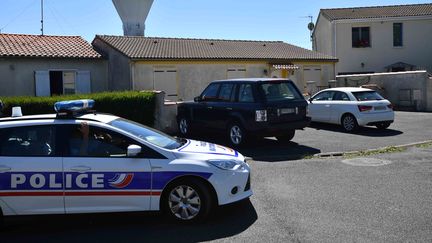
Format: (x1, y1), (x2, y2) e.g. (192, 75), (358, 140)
(308, 87), (395, 132)
(0, 100), (252, 223)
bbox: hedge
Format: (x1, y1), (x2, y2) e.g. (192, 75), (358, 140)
(0, 91), (157, 127)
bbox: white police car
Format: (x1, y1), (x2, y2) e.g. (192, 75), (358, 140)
(0, 100), (252, 223)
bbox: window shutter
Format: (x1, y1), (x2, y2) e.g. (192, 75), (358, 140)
(76, 71), (91, 94)
(35, 71), (51, 97)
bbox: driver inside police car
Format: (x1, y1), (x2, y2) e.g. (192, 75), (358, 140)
(68, 122), (90, 156)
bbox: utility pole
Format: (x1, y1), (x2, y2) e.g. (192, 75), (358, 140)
(41, 0), (44, 35)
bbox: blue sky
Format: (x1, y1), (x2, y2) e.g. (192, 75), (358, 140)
(0, 0), (430, 49)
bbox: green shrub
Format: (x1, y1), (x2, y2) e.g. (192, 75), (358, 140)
(0, 91), (156, 126)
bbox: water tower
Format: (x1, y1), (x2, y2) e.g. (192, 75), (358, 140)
(112, 0), (154, 36)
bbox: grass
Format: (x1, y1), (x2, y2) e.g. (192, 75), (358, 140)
(415, 142), (432, 148)
(343, 146), (406, 158)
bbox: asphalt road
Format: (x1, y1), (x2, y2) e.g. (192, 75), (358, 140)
(2, 146), (431, 242)
(189, 111), (432, 161)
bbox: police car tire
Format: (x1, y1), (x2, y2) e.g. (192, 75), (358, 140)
(162, 178), (213, 223)
(0, 209), (3, 229)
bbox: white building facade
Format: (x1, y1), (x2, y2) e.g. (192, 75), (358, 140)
(312, 3), (432, 75)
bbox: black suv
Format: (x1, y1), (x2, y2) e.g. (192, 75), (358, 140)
(177, 78), (310, 146)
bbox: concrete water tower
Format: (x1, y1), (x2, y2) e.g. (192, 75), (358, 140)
(112, 0), (154, 36)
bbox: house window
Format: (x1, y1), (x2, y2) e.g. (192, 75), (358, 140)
(393, 23), (403, 47)
(352, 27), (370, 48)
(35, 70), (91, 97)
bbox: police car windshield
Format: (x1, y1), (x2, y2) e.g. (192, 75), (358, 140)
(109, 118), (183, 149)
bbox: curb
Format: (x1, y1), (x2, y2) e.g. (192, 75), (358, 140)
(313, 140), (432, 158)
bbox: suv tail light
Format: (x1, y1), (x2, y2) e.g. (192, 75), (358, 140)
(387, 104), (393, 110)
(358, 105), (373, 112)
(255, 110), (267, 122)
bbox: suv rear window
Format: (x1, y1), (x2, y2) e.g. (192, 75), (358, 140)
(352, 91), (384, 101)
(260, 82), (302, 101)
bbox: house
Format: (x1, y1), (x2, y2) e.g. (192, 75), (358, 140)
(312, 3), (432, 75)
(92, 35), (338, 100)
(0, 33), (107, 97)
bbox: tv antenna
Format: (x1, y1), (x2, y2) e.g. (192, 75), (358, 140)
(40, 0), (44, 35)
(301, 15), (314, 43)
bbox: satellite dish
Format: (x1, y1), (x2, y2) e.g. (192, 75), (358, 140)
(308, 22), (315, 31)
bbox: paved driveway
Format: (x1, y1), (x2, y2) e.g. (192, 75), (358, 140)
(3, 146), (431, 242)
(190, 111), (432, 161)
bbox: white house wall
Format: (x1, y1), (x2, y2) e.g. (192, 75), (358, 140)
(0, 58), (108, 96)
(132, 62), (335, 100)
(333, 18), (432, 74)
(313, 15), (333, 56)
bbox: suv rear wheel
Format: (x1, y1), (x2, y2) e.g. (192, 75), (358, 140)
(276, 130), (295, 143)
(227, 122), (246, 147)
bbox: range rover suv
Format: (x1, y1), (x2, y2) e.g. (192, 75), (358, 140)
(177, 78), (311, 146)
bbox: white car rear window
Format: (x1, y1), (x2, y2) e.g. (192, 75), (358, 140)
(352, 91), (384, 101)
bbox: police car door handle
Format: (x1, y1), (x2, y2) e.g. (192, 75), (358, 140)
(0, 166), (11, 172)
(70, 166), (91, 172)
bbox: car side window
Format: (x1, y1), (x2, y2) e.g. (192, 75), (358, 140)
(238, 84), (255, 103)
(66, 125), (135, 158)
(218, 84), (234, 102)
(333, 92), (350, 101)
(0, 125), (56, 157)
(201, 83), (220, 101)
(312, 91), (334, 101)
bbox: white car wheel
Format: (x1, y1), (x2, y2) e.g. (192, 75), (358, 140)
(342, 114), (359, 132)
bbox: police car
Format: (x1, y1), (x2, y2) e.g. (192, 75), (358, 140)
(0, 100), (252, 223)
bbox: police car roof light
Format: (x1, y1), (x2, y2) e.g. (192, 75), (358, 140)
(54, 99), (95, 113)
(12, 106), (23, 117)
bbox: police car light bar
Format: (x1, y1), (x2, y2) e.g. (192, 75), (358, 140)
(54, 99), (95, 113)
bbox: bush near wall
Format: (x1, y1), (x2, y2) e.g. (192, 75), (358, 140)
(0, 91), (156, 127)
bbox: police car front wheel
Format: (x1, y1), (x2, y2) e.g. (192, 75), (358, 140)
(162, 178), (213, 222)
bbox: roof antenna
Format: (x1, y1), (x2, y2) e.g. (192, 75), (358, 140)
(40, 0), (44, 35)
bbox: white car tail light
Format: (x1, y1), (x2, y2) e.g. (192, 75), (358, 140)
(358, 105), (373, 112)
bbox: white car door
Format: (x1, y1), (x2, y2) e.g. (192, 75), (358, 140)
(329, 91), (352, 124)
(309, 91), (334, 122)
(62, 123), (152, 214)
(0, 124), (64, 215)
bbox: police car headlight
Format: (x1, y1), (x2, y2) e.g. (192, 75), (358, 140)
(208, 160), (244, 171)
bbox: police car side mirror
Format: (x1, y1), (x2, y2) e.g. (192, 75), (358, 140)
(127, 145), (142, 157)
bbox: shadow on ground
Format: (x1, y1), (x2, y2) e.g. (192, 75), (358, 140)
(184, 133), (321, 162)
(308, 122), (403, 137)
(2, 199), (257, 243)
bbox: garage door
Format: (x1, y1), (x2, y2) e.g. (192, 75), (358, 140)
(154, 69), (177, 98)
(227, 68), (246, 79)
(304, 66), (322, 84)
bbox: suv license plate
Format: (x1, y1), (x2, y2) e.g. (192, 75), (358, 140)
(374, 106), (386, 111)
(280, 108), (295, 114)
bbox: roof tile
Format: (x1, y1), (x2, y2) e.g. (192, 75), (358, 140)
(0, 33), (101, 58)
(94, 35), (337, 61)
(321, 3), (432, 21)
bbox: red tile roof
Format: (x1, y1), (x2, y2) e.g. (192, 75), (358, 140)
(94, 35), (337, 61)
(0, 33), (101, 58)
(321, 3), (432, 21)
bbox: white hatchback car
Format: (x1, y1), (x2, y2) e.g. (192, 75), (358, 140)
(0, 100), (252, 223)
(308, 87), (394, 132)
